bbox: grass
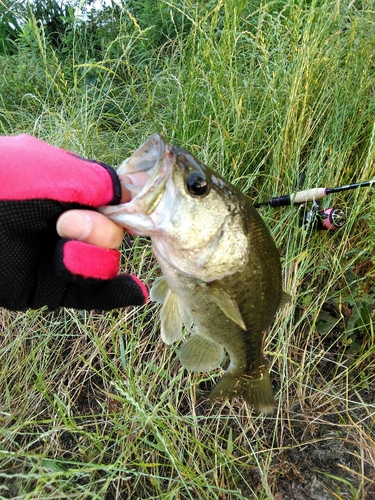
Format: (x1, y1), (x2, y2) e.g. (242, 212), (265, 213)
(1, 0), (375, 498)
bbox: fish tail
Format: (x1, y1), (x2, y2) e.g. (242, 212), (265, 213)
(208, 364), (274, 413)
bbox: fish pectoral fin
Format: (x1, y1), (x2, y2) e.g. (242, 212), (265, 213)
(160, 289), (188, 345)
(150, 276), (170, 303)
(206, 284), (246, 331)
(179, 334), (224, 372)
(279, 291), (292, 308)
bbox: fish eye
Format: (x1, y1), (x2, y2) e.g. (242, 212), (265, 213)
(186, 171), (209, 196)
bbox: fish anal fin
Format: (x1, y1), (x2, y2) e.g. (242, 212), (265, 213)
(206, 283), (246, 330)
(208, 364), (274, 413)
(179, 334), (224, 372)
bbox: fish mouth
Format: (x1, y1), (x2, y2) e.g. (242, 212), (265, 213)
(103, 133), (173, 217)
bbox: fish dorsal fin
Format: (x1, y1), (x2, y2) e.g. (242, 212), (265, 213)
(179, 333), (224, 372)
(206, 283), (246, 331)
(150, 276), (170, 303)
(279, 291), (292, 308)
(160, 287), (193, 345)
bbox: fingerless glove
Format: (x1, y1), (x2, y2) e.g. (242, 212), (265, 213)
(0, 134), (148, 310)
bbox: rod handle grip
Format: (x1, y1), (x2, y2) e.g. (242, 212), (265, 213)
(290, 187), (326, 204)
(267, 187), (326, 206)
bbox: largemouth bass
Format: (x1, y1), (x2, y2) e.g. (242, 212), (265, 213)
(101, 134), (288, 412)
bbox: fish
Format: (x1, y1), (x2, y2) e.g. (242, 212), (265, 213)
(101, 133), (289, 412)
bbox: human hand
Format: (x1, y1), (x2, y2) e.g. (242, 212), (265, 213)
(0, 134), (148, 311)
(56, 209), (126, 250)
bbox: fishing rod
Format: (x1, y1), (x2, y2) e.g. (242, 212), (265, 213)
(254, 179), (375, 231)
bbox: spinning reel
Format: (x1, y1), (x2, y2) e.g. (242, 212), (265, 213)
(298, 204), (346, 231)
(254, 176), (375, 231)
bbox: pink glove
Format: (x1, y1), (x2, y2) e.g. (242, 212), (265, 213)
(0, 134), (148, 310)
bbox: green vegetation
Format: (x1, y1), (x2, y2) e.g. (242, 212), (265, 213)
(1, 0), (375, 498)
